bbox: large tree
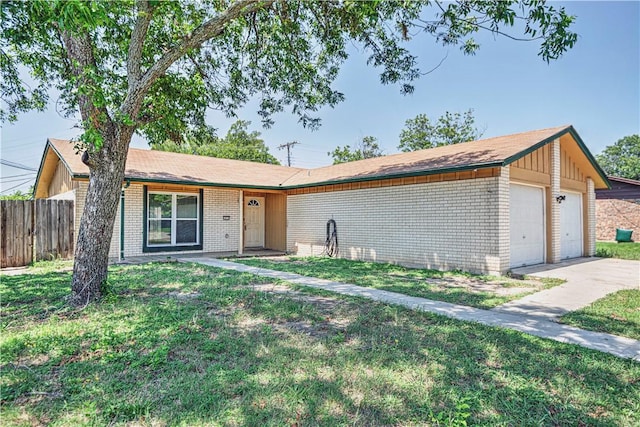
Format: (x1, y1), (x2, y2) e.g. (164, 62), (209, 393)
(329, 136), (383, 164)
(152, 120), (280, 164)
(398, 109), (483, 152)
(595, 135), (640, 180)
(1, 0), (577, 304)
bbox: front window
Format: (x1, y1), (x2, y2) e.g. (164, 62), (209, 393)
(147, 192), (199, 247)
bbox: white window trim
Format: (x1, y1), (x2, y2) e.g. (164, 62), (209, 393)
(147, 191), (200, 247)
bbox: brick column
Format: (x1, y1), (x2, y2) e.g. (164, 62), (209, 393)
(497, 166), (511, 273)
(585, 178), (596, 256)
(238, 190), (244, 255)
(549, 139), (561, 263)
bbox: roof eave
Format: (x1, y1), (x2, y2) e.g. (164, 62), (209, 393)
(282, 161), (504, 189)
(33, 140), (53, 198)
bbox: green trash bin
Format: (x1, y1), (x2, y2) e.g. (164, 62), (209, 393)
(615, 228), (633, 243)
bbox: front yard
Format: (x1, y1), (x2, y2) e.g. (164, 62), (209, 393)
(1, 262), (638, 426)
(596, 241), (640, 260)
(233, 256), (563, 309)
(560, 289), (640, 341)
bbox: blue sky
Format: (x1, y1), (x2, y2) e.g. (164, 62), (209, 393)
(1, 1), (639, 193)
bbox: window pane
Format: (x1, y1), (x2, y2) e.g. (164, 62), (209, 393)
(149, 194), (172, 219)
(149, 219), (171, 244)
(177, 195), (197, 218)
(176, 220), (197, 244)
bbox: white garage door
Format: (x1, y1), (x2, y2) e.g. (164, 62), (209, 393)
(560, 192), (583, 259)
(510, 184), (545, 267)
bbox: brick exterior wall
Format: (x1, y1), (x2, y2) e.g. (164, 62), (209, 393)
(287, 177), (505, 275)
(73, 182), (88, 257)
(585, 178), (596, 255)
(596, 198), (640, 241)
(497, 167), (511, 272)
(201, 188), (240, 253)
(118, 185), (241, 258)
(71, 183), (241, 261)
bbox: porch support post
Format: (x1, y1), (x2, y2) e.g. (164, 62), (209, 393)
(238, 190), (243, 255)
(585, 178), (596, 256)
(497, 166), (511, 274)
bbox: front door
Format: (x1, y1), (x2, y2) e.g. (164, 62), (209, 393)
(244, 197), (265, 248)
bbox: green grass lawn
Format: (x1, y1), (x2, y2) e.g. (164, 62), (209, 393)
(233, 257), (563, 309)
(1, 262), (638, 426)
(560, 289), (640, 341)
(596, 241), (640, 260)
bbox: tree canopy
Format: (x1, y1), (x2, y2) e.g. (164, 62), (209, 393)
(596, 135), (640, 180)
(0, 186), (33, 201)
(398, 109), (483, 152)
(1, 0), (579, 304)
(151, 120), (280, 164)
(329, 136), (383, 164)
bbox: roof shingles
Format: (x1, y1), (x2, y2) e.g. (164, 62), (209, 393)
(48, 125), (595, 189)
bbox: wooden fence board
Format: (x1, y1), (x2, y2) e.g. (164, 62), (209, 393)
(0, 200), (34, 268)
(35, 200), (74, 261)
(0, 199), (73, 268)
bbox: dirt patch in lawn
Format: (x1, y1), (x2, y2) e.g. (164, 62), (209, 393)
(215, 282), (351, 339)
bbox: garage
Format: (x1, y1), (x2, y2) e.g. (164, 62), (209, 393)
(560, 191), (583, 259)
(510, 184), (545, 267)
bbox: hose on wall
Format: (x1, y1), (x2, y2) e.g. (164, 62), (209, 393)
(324, 219), (338, 257)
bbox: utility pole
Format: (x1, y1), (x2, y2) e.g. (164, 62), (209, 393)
(278, 141), (299, 167)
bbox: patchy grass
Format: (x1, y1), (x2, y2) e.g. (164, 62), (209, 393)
(596, 242), (640, 260)
(233, 257), (562, 309)
(560, 289), (640, 341)
(1, 262), (638, 426)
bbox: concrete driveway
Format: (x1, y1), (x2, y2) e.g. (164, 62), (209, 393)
(493, 257), (640, 320)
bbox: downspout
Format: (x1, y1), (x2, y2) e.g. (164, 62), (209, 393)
(119, 180), (130, 261)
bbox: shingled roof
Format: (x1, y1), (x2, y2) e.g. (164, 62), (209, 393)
(37, 125), (609, 192)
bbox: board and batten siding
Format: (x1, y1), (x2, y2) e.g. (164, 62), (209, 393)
(265, 193), (287, 251)
(287, 175), (509, 275)
(47, 160), (78, 197)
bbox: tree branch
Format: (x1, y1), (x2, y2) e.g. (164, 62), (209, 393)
(122, 0), (274, 121)
(127, 0), (153, 87)
(59, 28), (114, 160)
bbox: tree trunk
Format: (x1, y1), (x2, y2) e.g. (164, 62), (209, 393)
(70, 129), (132, 306)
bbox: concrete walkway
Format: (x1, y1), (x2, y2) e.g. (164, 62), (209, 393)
(496, 258), (640, 319)
(180, 257), (640, 361)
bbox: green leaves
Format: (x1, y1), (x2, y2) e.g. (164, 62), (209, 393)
(1, 1), (578, 142)
(595, 135), (640, 180)
(151, 120), (281, 165)
(398, 109), (483, 152)
(329, 136), (383, 164)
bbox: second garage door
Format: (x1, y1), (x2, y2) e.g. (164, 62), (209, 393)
(560, 191), (583, 259)
(510, 184), (545, 268)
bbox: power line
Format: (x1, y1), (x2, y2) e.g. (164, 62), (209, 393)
(278, 141), (299, 167)
(0, 172), (37, 180)
(0, 178), (34, 194)
(0, 159), (37, 171)
(0, 175), (36, 183)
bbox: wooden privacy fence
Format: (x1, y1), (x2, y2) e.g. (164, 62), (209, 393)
(1, 199), (74, 268)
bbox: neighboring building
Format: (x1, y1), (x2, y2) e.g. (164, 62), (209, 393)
(595, 176), (640, 241)
(34, 125), (609, 275)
